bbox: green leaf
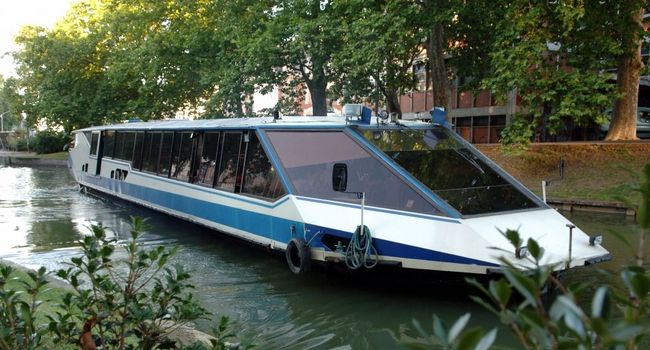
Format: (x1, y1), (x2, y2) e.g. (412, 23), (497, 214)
(411, 318), (431, 342)
(469, 295), (500, 316)
(590, 286), (610, 319)
(502, 229), (522, 249)
(621, 267), (650, 299)
(488, 279), (512, 307)
(455, 327), (484, 350)
(610, 324), (644, 342)
(475, 328), (497, 350)
(433, 315), (447, 344)
(19, 302), (33, 328)
(448, 313), (471, 343)
(502, 267), (537, 305)
(526, 238), (544, 262)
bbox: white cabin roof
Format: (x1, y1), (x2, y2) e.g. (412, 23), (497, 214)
(74, 116), (431, 132)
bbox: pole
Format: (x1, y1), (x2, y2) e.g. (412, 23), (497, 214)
(360, 192), (365, 235)
(0, 111), (7, 132)
(566, 224), (575, 269)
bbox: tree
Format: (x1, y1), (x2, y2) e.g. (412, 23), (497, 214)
(481, 0), (618, 143)
(331, 0), (428, 117)
(193, 0), (268, 118)
(10, 2), (119, 133)
(0, 77), (21, 131)
(606, 4), (647, 141)
(417, 0), (453, 115)
(238, 0), (343, 116)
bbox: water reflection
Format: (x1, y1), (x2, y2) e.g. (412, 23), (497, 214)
(0, 165), (645, 349)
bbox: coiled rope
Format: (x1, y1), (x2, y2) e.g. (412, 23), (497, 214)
(345, 225), (379, 269)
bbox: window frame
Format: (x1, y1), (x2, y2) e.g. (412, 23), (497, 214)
(90, 131), (100, 157)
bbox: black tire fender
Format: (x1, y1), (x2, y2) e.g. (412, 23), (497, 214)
(285, 237), (311, 274)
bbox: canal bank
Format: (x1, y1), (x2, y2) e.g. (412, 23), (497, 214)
(0, 151), (68, 167)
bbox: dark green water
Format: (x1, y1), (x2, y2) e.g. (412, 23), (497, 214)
(0, 166), (646, 349)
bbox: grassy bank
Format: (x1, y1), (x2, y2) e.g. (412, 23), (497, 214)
(478, 142), (650, 203)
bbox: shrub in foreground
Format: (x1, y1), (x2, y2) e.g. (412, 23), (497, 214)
(0, 216), (241, 349)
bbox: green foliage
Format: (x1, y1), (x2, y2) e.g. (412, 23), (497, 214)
(0, 77), (21, 132)
(331, 0), (426, 114)
(0, 265), (50, 350)
(411, 164), (650, 349)
(407, 313), (497, 350)
(499, 115), (534, 150)
(4, 0), (647, 140)
(53, 216), (209, 349)
(14, 138), (29, 152)
(31, 131), (68, 154)
(0, 217), (241, 349)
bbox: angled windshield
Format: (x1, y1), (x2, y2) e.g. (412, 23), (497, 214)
(360, 127), (540, 215)
(266, 130), (441, 215)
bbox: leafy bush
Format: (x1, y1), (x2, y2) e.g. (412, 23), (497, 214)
(0, 217), (241, 349)
(14, 138), (29, 152)
(499, 115), (534, 151)
(0, 265), (50, 349)
(54, 216), (210, 349)
(31, 131), (68, 154)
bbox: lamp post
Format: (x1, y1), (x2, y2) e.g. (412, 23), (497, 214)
(0, 111), (8, 132)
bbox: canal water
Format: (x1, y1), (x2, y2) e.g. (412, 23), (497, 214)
(0, 165), (647, 349)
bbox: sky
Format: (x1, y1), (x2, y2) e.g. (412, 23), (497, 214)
(0, 0), (74, 78)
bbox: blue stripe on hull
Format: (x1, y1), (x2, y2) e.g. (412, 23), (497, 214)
(81, 174), (301, 244)
(305, 223), (498, 268)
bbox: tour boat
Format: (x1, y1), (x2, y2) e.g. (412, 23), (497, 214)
(68, 106), (610, 276)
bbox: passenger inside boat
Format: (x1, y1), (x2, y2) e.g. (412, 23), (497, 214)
(217, 158), (236, 189)
(197, 157), (216, 185)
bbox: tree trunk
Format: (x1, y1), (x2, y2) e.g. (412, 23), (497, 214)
(306, 65), (328, 116)
(428, 22), (450, 120)
(606, 8), (644, 141)
(385, 89), (402, 118)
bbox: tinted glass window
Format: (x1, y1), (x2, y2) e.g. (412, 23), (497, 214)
(90, 132), (99, 156)
(171, 132), (193, 181)
(132, 132), (145, 169)
(361, 127), (539, 215)
(113, 132), (125, 160)
(143, 132), (161, 173)
(120, 132), (136, 161)
(216, 132), (242, 191)
(158, 132), (173, 177)
(266, 131), (437, 214)
(103, 131), (115, 158)
(242, 133), (286, 199)
(197, 132), (220, 187)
